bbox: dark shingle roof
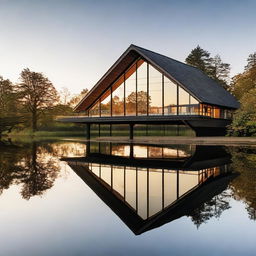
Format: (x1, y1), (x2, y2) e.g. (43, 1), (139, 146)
(132, 45), (239, 109)
(75, 44), (239, 112)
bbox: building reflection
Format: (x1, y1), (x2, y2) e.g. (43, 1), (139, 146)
(63, 143), (238, 235)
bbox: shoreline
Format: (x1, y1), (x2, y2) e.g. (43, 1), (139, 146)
(64, 136), (256, 146)
(2, 135), (256, 146)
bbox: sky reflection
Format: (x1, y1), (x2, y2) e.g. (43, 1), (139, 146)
(0, 140), (256, 255)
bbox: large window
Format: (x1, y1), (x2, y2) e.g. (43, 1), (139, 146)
(125, 64), (136, 116)
(100, 89), (111, 116)
(179, 87), (190, 115)
(89, 100), (100, 117)
(190, 96), (199, 115)
(148, 64), (162, 115)
(112, 76), (124, 116)
(164, 76), (177, 115)
(137, 60), (148, 115)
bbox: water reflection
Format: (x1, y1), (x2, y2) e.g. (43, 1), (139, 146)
(229, 147), (256, 220)
(0, 140), (60, 199)
(63, 142), (238, 234)
(1, 138), (256, 240)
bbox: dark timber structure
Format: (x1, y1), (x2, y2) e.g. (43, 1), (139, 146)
(60, 45), (240, 137)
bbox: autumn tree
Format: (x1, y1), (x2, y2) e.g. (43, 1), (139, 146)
(69, 88), (89, 107)
(16, 69), (59, 132)
(228, 54), (256, 136)
(126, 91), (150, 114)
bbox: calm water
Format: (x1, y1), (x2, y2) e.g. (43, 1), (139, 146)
(1, 139), (256, 256)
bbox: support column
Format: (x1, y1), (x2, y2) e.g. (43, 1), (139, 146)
(129, 124), (134, 140)
(129, 143), (134, 158)
(86, 140), (91, 156)
(86, 123), (91, 140)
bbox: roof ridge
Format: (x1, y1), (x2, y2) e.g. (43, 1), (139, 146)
(130, 44), (198, 70)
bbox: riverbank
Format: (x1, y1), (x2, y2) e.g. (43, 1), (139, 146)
(67, 136), (256, 146)
(2, 133), (256, 146)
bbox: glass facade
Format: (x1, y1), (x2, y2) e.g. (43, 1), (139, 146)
(87, 58), (232, 119)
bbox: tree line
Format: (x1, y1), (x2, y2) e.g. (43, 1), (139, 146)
(185, 46), (256, 136)
(0, 69), (88, 137)
(1, 47), (256, 137)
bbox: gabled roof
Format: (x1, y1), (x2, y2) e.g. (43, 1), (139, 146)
(75, 44), (239, 112)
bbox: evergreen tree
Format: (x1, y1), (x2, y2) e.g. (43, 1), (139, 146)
(245, 52), (256, 71)
(185, 45), (212, 74)
(186, 46), (231, 88)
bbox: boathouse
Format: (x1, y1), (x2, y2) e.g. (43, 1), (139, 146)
(60, 45), (239, 137)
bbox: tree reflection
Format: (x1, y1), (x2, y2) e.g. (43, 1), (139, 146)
(0, 140), (60, 200)
(18, 142), (59, 199)
(189, 190), (232, 228)
(229, 147), (256, 220)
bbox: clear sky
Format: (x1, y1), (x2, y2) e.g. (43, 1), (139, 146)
(0, 0), (256, 94)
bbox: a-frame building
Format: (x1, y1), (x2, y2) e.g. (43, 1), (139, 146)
(60, 45), (239, 137)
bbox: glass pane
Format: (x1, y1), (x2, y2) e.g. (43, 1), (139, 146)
(113, 166), (125, 197)
(89, 101), (100, 117)
(100, 165), (111, 185)
(112, 76), (124, 116)
(164, 76), (177, 115)
(100, 89), (111, 116)
(138, 168), (148, 219)
(190, 95), (199, 115)
(149, 169), (162, 217)
(213, 107), (221, 118)
(90, 124), (100, 138)
(125, 168), (136, 209)
(179, 87), (190, 115)
(125, 64), (136, 116)
(164, 170), (177, 207)
(148, 64), (162, 115)
(179, 171), (199, 197)
(100, 124), (111, 137)
(137, 60), (148, 116)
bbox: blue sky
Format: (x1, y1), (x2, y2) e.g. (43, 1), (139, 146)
(0, 0), (255, 94)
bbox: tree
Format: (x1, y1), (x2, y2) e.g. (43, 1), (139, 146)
(0, 77), (23, 137)
(0, 140), (60, 199)
(59, 87), (71, 105)
(69, 88), (88, 107)
(245, 52), (256, 71)
(209, 55), (230, 89)
(228, 147), (256, 220)
(228, 59), (256, 136)
(126, 91), (150, 114)
(186, 46), (231, 88)
(185, 45), (212, 74)
(17, 68), (59, 132)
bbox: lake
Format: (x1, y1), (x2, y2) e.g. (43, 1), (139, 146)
(0, 139), (256, 256)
